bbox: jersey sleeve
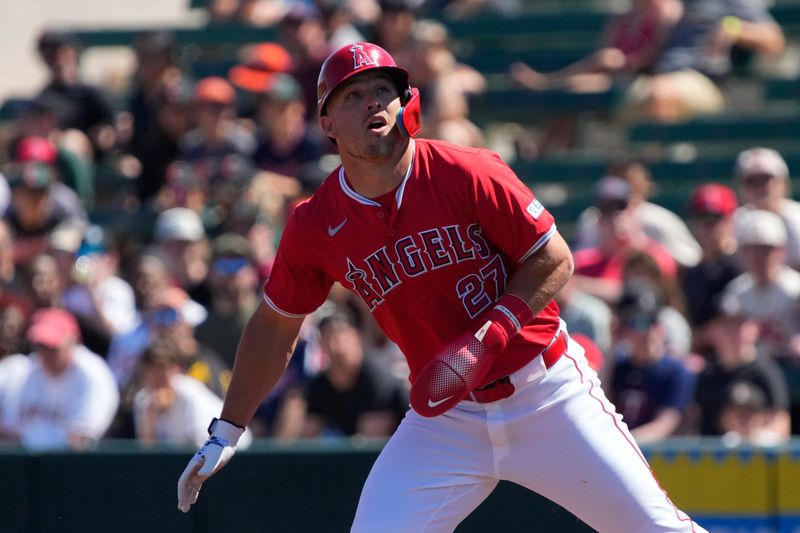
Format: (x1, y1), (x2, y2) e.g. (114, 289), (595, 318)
(263, 210), (335, 317)
(468, 150), (557, 264)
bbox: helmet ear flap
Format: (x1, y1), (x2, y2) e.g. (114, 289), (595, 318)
(402, 88), (413, 105)
(397, 87), (421, 138)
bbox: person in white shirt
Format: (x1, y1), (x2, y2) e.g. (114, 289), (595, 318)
(723, 210), (800, 360)
(735, 147), (800, 271)
(4, 308), (119, 450)
(134, 345), (251, 447)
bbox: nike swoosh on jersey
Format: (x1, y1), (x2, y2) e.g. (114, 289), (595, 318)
(427, 396), (453, 408)
(328, 218), (347, 236)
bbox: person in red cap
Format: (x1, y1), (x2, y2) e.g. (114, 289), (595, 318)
(2, 308), (118, 450)
(682, 183), (743, 352)
(178, 77), (256, 185)
(176, 42), (708, 532)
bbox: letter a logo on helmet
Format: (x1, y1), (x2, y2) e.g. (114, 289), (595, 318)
(350, 44), (376, 70)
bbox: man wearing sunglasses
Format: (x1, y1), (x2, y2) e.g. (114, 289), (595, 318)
(196, 234), (261, 369)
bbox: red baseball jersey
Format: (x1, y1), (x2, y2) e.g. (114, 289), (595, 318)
(264, 139), (561, 385)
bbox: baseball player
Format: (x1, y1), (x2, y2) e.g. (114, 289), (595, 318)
(178, 42), (707, 532)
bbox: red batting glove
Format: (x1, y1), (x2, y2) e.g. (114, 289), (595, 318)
(410, 294), (533, 417)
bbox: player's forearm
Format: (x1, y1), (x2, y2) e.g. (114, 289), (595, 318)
(220, 302), (303, 427)
(504, 231), (574, 316)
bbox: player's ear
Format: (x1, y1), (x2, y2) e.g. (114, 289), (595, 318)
(320, 115), (336, 139)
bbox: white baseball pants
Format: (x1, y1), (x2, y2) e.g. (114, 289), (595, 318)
(351, 331), (708, 533)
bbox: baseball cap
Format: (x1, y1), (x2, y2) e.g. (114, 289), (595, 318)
(228, 43), (293, 93)
(260, 74), (303, 103)
(27, 308), (80, 348)
(194, 76), (236, 106)
(724, 381), (768, 410)
(736, 209), (787, 247)
(688, 183), (738, 216)
(15, 136), (57, 165)
(735, 147), (789, 179)
(154, 207), (205, 242)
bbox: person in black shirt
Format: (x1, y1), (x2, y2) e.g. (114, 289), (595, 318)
(682, 183), (743, 352)
(302, 311), (408, 438)
(35, 31), (116, 156)
(692, 294), (790, 438)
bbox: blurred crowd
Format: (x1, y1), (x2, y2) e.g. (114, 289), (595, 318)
(0, 0), (797, 451)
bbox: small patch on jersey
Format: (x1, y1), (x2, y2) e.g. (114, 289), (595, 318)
(526, 199), (544, 219)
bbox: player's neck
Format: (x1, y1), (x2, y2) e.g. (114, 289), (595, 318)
(341, 139), (414, 199)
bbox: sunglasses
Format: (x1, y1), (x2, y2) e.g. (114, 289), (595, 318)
(742, 173), (775, 187)
(149, 307), (181, 327)
(691, 212), (725, 225)
(213, 257), (249, 275)
(621, 315), (657, 332)
(598, 199), (629, 216)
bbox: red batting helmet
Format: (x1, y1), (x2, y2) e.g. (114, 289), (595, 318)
(317, 42), (410, 116)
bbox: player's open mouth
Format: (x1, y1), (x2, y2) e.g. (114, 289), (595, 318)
(366, 116), (388, 132)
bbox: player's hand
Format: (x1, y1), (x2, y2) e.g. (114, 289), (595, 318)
(177, 418), (245, 513)
(410, 294), (533, 417)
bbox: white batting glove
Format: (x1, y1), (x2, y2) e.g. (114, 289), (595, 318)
(177, 418), (245, 513)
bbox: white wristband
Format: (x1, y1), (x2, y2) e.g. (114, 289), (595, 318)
(208, 418), (245, 447)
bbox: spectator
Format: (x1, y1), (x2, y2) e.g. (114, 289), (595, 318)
(179, 77), (256, 182)
(692, 294), (790, 440)
(252, 73), (325, 180)
(718, 381), (788, 447)
(624, 251), (693, 357)
(152, 207), (212, 305)
(370, 0), (417, 68)
(62, 225), (138, 356)
(126, 31), (182, 153)
(3, 308), (118, 450)
(608, 281), (697, 444)
(572, 175), (677, 304)
(317, 0), (367, 50)
(575, 160), (702, 268)
(624, 0), (785, 122)
(149, 287), (230, 398)
(195, 233), (262, 368)
(734, 147), (800, 270)
(3, 161), (87, 265)
(25, 253), (65, 309)
(299, 312), (408, 438)
(682, 183), (743, 350)
(723, 209), (800, 360)
(13, 135), (94, 211)
(132, 345), (253, 447)
(278, 3), (332, 119)
(0, 219), (26, 295)
(0, 296), (31, 440)
(553, 278), (613, 355)
(107, 254), (206, 390)
(407, 19), (486, 147)
(511, 0), (683, 92)
(130, 76), (195, 204)
(35, 31), (117, 156)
